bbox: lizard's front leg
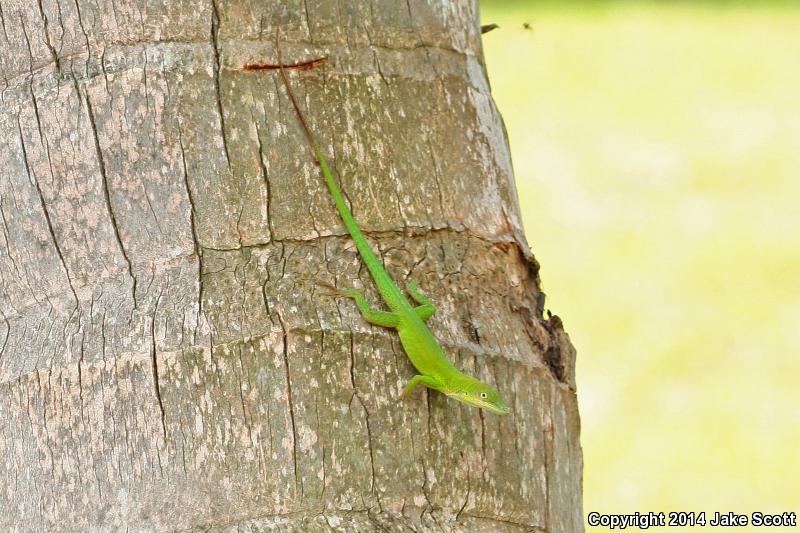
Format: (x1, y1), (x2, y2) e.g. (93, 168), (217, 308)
(401, 374), (444, 399)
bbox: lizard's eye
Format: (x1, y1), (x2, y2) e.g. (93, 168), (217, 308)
(480, 392), (488, 399)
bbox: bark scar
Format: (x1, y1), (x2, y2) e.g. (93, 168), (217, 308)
(240, 57), (327, 72)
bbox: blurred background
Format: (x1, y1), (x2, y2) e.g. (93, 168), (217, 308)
(480, 0), (800, 529)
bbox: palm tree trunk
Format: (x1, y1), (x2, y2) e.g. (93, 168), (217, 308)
(0, 1), (581, 530)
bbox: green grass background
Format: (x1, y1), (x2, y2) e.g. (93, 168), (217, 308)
(480, 1), (800, 529)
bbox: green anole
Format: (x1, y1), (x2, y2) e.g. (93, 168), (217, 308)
(273, 35), (509, 416)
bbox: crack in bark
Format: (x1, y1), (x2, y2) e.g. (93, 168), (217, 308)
(254, 123), (274, 242)
(0, 309), (9, 368)
(425, 137), (447, 219)
(0, 194), (30, 294)
(1, 36), (477, 98)
(346, 330), (379, 501)
(44, 369), (59, 482)
(16, 118), (79, 307)
(478, 407), (488, 475)
(70, 0), (91, 64)
(455, 473), (471, 522)
(405, 0), (440, 79)
(542, 385), (554, 533)
(85, 95), (137, 308)
(35, 0), (60, 72)
(461, 512), (546, 531)
(98, 41), (111, 98)
(210, 0), (232, 171)
(141, 42), (153, 121)
(0, 2), (8, 43)
(420, 395), (435, 516)
(195, 225), (523, 265)
(236, 343), (256, 466)
(77, 298), (93, 421)
(178, 130), (203, 344)
(150, 289), (167, 439)
(302, 0), (314, 43)
(314, 380), (327, 501)
(275, 311), (300, 497)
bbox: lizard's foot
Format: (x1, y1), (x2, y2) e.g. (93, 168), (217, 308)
(398, 380), (414, 402)
(315, 278), (351, 298)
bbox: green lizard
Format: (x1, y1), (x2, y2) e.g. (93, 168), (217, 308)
(275, 37), (509, 416)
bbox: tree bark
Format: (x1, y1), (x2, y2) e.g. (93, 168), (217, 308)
(0, 1), (581, 531)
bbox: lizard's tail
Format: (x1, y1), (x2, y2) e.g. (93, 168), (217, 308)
(276, 29), (384, 275)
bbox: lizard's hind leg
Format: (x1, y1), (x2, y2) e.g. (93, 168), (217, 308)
(316, 280), (400, 328)
(405, 278), (436, 321)
(401, 374), (444, 399)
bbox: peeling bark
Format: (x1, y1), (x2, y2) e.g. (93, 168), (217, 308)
(0, 1), (581, 531)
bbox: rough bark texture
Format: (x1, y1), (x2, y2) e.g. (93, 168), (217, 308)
(0, 0), (582, 531)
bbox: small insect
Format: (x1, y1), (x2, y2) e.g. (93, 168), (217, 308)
(523, 22), (533, 31)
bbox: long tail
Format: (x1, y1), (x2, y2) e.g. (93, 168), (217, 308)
(276, 31), (384, 276)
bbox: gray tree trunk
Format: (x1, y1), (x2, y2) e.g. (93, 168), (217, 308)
(0, 1), (581, 531)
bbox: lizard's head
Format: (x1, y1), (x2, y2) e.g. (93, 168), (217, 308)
(447, 376), (509, 416)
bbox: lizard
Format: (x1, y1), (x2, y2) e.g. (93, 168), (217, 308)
(272, 33), (509, 416)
